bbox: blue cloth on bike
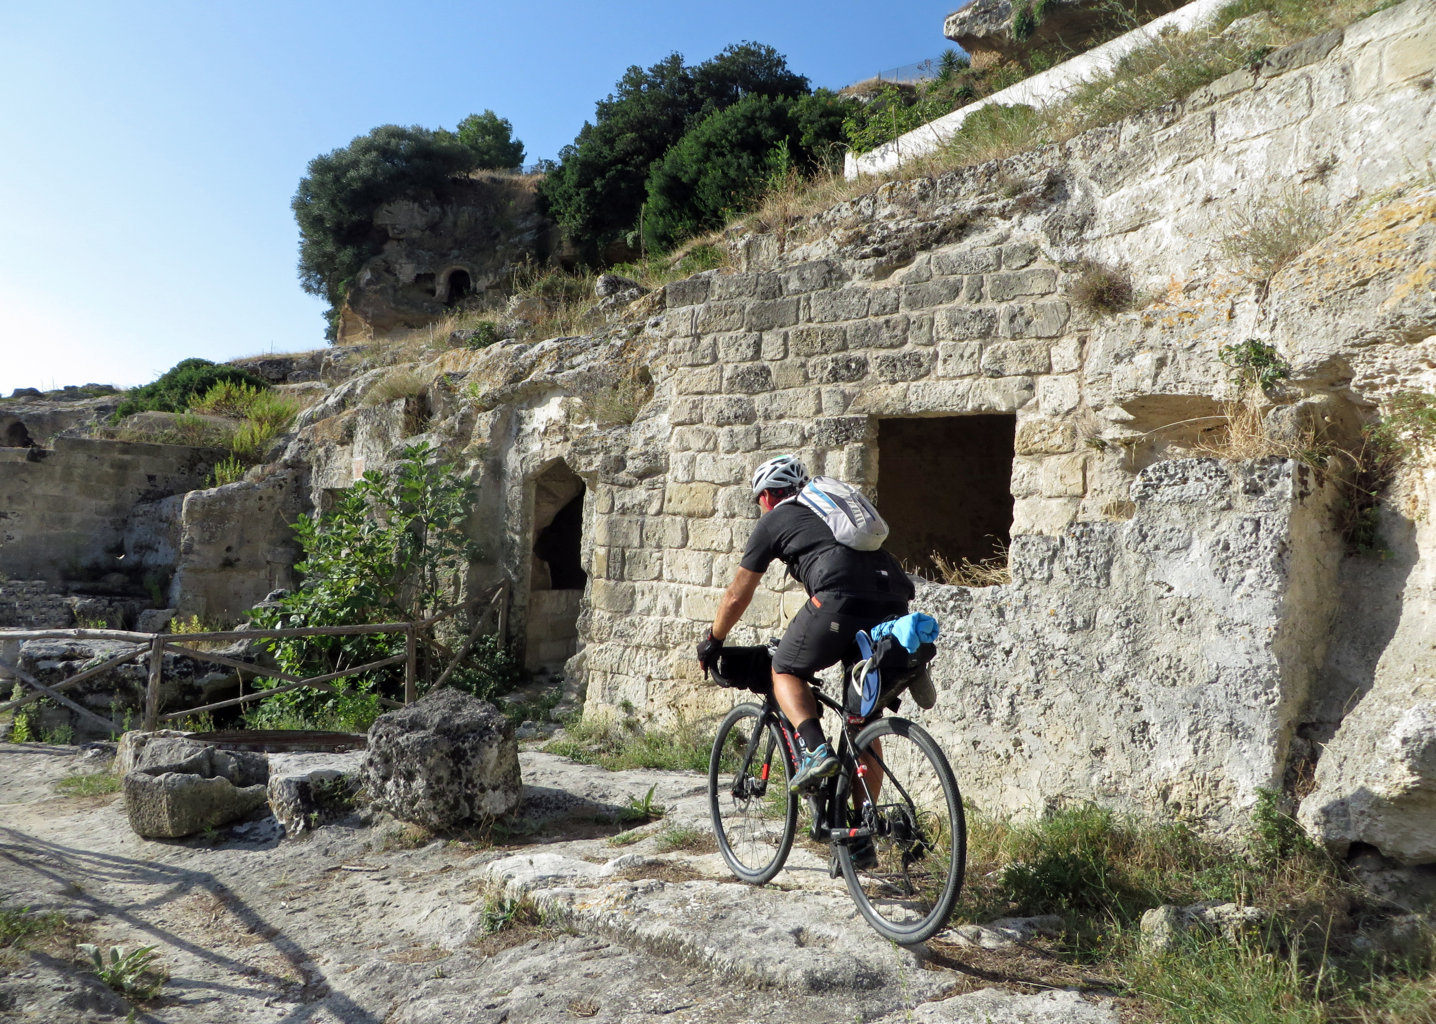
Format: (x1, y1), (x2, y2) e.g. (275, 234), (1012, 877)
(852, 630), (882, 716)
(870, 613), (940, 652)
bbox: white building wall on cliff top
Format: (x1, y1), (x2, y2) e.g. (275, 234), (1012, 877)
(848, 0), (1271, 179)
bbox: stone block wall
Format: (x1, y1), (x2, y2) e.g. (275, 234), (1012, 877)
(525, 590), (583, 672)
(0, 580), (75, 629)
(915, 458), (1342, 826)
(0, 437), (222, 584)
(564, 0), (1436, 832)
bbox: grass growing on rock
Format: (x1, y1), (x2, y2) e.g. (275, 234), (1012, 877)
(55, 773), (121, 798)
(952, 799), (1436, 1024)
(727, 0), (1401, 257)
(543, 714), (712, 773)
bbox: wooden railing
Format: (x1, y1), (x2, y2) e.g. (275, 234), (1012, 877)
(0, 582), (509, 734)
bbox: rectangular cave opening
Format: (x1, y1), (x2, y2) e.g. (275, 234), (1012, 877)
(876, 415), (1016, 582)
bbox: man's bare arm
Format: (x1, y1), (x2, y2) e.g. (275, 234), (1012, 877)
(711, 568), (763, 640)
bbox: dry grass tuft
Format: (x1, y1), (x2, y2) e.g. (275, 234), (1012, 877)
(1218, 185), (1336, 282)
(1068, 260), (1134, 315)
(930, 545), (1012, 588)
(579, 364), (654, 427)
(361, 367), (427, 407)
(1183, 392), (1328, 468)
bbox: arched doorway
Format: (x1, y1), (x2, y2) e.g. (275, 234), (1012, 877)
(525, 461), (587, 673)
(1, 419), (33, 447)
(444, 268), (472, 304)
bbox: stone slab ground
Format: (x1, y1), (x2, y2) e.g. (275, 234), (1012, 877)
(0, 742), (1125, 1024)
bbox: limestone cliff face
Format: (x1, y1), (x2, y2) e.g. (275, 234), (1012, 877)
(3, 0), (1434, 852)
(336, 173), (559, 342)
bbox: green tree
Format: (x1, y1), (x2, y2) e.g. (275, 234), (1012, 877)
(539, 41), (810, 262)
(247, 443), (512, 728)
(641, 91), (850, 252)
(292, 125), (477, 327)
(454, 109), (525, 169)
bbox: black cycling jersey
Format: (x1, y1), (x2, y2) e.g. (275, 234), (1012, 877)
(740, 501), (914, 604)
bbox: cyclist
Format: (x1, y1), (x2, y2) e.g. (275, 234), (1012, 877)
(696, 454), (914, 793)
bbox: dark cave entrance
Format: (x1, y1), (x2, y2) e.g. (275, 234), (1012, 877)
(525, 462), (588, 672)
(445, 269), (472, 304)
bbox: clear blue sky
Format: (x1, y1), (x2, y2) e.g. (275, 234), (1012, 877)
(0, 1), (960, 396)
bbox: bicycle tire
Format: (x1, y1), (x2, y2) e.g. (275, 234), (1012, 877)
(834, 716), (965, 944)
(708, 702), (798, 884)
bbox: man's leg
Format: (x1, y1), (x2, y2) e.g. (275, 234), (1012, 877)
(772, 670), (818, 729)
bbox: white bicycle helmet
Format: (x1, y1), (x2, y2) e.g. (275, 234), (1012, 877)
(750, 454), (810, 496)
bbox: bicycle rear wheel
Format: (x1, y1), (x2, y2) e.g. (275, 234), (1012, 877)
(708, 702), (798, 884)
(835, 717), (965, 944)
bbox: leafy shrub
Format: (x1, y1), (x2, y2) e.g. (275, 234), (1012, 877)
(1248, 788), (1318, 866)
(112, 359), (269, 421)
(465, 321), (502, 349)
(1365, 391), (1436, 470)
(245, 443), (505, 728)
(844, 84), (953, 155)
(189, 380), (264, 418)
(1011, 0), (1052, 43)
(1219, 339), (1290, 393)
(642, 95), (800, 251)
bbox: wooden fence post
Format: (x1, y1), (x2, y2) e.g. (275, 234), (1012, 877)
(144, 635), (164, 731)
(404, 625), (417, 704)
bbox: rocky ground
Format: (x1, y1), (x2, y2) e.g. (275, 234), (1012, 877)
(0, 741), (1122, 1024)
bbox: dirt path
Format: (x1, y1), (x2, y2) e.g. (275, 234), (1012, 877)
(0, 742), (1119, 1023)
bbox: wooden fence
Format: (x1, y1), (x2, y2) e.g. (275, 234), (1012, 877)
(0, 582), (508, 735)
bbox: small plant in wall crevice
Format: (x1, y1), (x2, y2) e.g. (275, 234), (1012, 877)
(1068, 259), (1134, 316)
(1219, 339), (1290, 394)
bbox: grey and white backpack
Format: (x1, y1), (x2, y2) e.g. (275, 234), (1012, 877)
(793, 476), (890, 551)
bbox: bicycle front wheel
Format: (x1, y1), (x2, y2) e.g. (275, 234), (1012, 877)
(835, 716), (965, 944)
(708, 702), (798, 884)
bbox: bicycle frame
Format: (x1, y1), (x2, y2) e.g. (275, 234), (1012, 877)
(751, 683), (887, 847)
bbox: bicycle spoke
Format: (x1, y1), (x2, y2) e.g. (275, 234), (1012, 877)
(709, 703), (797, 885)
(836, 718), (965, 944)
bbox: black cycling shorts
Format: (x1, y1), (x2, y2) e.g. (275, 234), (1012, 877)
(771, 595), (907, 678)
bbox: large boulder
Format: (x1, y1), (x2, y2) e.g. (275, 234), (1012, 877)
(121, 735), (270, 839)
(1299, 700), (1436, 866)
(267, 751), (366, 836)
(361, 689), (521, 829)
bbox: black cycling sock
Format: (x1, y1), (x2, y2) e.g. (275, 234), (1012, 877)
(796, 719), (826, 753)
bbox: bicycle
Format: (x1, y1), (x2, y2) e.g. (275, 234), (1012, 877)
(706, 640), (966, 945)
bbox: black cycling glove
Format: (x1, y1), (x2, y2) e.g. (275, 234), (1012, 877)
(696, 629), (723, 678)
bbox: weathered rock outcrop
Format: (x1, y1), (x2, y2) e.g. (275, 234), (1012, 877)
(337, 173), (558, 342)
(0, 387), (120, 448)
(167, 471), (306, 620)
(362, 689), (521, 828)
(944, 0), (1185, 68)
